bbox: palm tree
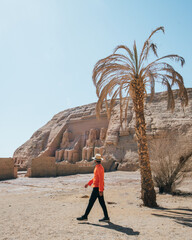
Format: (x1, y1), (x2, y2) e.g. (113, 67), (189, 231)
(92, 26), (188, 207)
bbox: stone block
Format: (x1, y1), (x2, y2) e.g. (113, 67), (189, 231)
(0, 158), (15, 180)
(30, 157), (56, 177)
(56, 162), (78, 176)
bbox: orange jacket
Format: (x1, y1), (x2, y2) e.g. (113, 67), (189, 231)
(88, 164), (104, 192)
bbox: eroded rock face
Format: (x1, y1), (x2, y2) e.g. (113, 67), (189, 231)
(13, 103), (108, 169)
(13, 89), (192, 171)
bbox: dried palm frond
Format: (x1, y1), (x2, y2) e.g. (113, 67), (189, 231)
(139, 26), (164, 66)
(113, 45), (134, 61)
(92, 26), (188, 121)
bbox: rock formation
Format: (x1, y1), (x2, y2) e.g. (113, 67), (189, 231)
(13, 89), (192, 171)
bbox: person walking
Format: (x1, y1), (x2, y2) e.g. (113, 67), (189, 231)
(77, 153), (110, 222)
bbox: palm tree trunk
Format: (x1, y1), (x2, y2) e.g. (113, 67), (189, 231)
(133, 83), (157, 207)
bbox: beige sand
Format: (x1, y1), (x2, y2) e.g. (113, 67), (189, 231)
(0, 171), (191, 240)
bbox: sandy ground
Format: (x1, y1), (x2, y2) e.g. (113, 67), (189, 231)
(0, 171), (192, 240)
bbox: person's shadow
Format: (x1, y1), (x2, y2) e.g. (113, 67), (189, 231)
(79, 221), (140, 236)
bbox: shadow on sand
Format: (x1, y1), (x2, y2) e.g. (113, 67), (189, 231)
(152, 207), (192, 228)
(79, 221), (140, 236)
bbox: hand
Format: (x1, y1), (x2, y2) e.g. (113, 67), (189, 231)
(99, 191), (103, 196)
(84, 183), (89, 188)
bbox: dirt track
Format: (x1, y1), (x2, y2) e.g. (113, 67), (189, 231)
(0, 171), (192, 240)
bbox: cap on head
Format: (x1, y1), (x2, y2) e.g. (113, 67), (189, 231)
(92, 153), (103, 162)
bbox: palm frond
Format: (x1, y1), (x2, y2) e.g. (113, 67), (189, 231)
(133, 41), (138, 74)
(104, 99), (111, 119)
(92, 54), (135, 88)
(162, 77), (175, 111)
(124, 94), (130, 126)
(109, 89), (119, 114)
(147, 26), (165, 41)
(142, 43), (158, 63)
(147, 70), (155, 102)
(145, 62), (188, 108)
(146, 55), (185, 69)
(113, 45), (134, 61)
(96, 73), (131, 98)
(181, 87), (188, 107)
(150, 43), (158, 57)
(119, 84), (123, 125)
(139, 26), (164, 65)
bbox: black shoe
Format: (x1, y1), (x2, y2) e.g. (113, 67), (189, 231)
(99, 217), (110, 222)
(76, 215), (88, 221)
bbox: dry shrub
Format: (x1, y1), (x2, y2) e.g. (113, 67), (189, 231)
(149, 133), (192, 194)
(123, 150), (139, 164)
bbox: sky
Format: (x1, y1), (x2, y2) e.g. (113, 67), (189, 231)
(0, 0), (191, 157)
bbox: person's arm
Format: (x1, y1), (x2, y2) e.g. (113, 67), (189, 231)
(86, 165), (96, 187)
(85, 179), (93, 188)
(98, 168), (104, 195)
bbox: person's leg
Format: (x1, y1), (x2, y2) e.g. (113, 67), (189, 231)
(83, 188), (98, 217)
(98, 193), (109, 219)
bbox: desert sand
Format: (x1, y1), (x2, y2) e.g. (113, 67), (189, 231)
(0, 171), (191, 240)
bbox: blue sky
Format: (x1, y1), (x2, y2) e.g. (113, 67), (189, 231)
(0, 0), (191, 157)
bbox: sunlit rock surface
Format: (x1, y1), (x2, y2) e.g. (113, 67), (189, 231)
(13, 89), (192, 171)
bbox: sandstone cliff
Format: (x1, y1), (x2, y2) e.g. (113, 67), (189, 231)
(13, 89), (192, 171)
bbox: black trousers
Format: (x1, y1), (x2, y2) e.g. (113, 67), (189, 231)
(84, 187), (109, 218)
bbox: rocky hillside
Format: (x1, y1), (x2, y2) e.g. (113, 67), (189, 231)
(13, 89), (192, 170)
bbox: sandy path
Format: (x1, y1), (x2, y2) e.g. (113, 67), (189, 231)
(0, 171), (191, 240)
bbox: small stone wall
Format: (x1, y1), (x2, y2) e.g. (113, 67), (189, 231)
(0, 158), (17, 180)
(56, 162), (79, 176)
(30, 157), (56, 177)
(28, 157), (116, 177)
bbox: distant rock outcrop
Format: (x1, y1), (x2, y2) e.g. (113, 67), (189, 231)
(13, 89), (192, 171)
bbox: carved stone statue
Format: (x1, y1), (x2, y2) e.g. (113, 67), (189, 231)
(60, 129), (71, 149)
(82, 129), (97, 161)
(55, 128), (71, 161)
(94, 128), (107, 156)
(56, 127), (107, 163)
(55, 128), (82, 163)
(64, 138), (81, 163)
